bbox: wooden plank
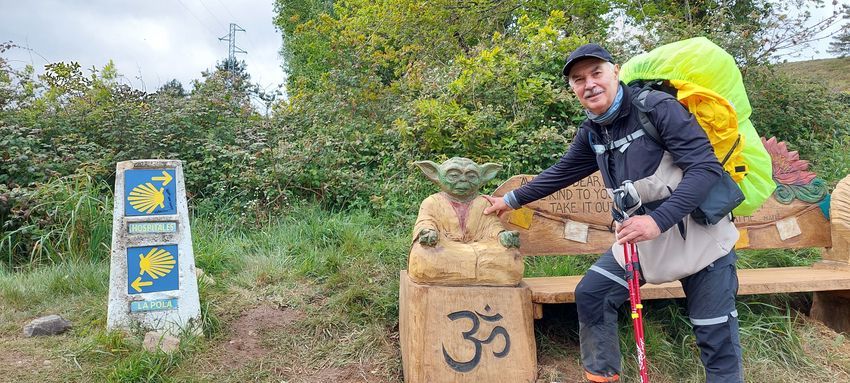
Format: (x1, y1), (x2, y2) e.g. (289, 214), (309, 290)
(532, 303), (543, 320)
(501, 208), (615, 256)
(524, 267), (850, 304)
(492, 174), (832, 256)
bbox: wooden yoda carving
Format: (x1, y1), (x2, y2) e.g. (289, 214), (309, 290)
(409, 157), (523, 286)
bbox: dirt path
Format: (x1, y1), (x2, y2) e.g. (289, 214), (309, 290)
(0, 338), (71, 382)
(176, 304), (391, 382)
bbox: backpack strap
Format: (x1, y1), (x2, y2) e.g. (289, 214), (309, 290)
(633, 84), (741, 167)
(632, 85), (688, 239)
(633, 86), (663, 148)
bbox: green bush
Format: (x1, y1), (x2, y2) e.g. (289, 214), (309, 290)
(397, 14), (586, 172)
(745, 65), (850, 184)
(2, 3), (850, 270)
(745, 66), (850, 152)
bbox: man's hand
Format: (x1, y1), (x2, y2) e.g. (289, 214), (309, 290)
(499, 230), (520, 248)
(418, 228), (438, 246)
(616, 215), (661, 244)
(483, 195), (513, 217)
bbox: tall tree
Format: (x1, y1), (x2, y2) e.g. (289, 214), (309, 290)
(612, 0), (848, 65)
(828, 4), (850, 57)
(157, 79), (186, 97)
(830, 30), (850, 56)
(274, 0), (614, 92)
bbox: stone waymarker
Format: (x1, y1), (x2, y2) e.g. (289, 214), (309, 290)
(106, 160), (201, 335)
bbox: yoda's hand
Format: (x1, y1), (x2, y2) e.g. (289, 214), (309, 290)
(418, 228), (438, 247)
(499, 230), (520, 248)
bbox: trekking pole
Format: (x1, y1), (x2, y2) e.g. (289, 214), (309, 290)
(625, 241), (649, 383)
(612, 181), (649, 383)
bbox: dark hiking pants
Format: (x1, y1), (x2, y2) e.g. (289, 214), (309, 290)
(575, 249), (743, 382)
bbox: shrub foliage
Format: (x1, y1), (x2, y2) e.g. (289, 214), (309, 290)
(1, 2), (849, 268)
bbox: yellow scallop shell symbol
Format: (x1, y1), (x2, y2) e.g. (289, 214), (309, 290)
(139, 247), (176, 279)
(128, 182), (165, 214)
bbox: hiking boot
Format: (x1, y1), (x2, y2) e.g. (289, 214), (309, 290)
(585, 370), (620, 382)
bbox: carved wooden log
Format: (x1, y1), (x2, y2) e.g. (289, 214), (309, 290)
(824, 174), (850, 264)
(408, 241), (524, 287)
(399, 271), (537, 383)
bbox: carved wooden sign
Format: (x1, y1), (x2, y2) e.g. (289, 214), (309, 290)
(492, 172), (832, 256)
(506, 173), (614, 226)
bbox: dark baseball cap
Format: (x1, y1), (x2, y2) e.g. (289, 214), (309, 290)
(561, 43), (615, 77)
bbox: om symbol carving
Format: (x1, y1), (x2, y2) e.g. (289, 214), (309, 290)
(441, 304), (511, 372)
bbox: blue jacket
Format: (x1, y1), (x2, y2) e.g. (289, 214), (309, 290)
(507, 82), (724, 233)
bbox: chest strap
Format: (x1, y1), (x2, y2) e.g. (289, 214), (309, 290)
(590, 129), (647, 154)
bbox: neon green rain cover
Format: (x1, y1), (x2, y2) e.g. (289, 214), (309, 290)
(620, 37), (773, 216)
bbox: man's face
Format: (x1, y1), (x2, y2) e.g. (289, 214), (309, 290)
(568, 58), (620, 115)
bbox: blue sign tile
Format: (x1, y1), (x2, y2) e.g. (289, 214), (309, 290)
(130, 298), (179, 312)
(124, 169), (177, 216)
(127, 244), (179, 294)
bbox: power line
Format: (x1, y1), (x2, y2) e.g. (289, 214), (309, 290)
(198, 0), (227, 30)
(176, 0), (218, 36)
(22, 40), (50, 65)
(214, 0), (238, 21)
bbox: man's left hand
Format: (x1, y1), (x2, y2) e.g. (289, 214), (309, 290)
(616, 215), (661, 244)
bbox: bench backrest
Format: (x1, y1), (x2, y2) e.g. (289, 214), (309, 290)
(493, 170), (840, 257)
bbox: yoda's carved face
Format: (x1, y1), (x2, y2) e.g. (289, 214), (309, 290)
(415, 157), (501, 202)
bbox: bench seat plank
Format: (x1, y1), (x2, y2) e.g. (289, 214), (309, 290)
(525, 267), (850, 304)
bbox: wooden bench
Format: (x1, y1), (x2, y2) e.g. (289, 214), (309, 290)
(493, 153), (850, 333)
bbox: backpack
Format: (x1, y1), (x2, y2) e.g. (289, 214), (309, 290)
(631, 83), (746, 225)
(619, 37), (774, 216)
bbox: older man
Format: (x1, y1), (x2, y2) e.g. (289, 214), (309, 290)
(484, 43), (743, 382)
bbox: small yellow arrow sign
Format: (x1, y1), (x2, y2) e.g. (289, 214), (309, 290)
(152, 171), (173, 186)
(131, 276), (153, 293)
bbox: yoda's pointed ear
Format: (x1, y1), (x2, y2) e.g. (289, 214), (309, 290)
(414, 160), (441, 184)
(479, 163), (502, 183)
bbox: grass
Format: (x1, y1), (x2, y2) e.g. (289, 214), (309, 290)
(0, 261), (109, 335)
(1, 173), (113, 270)
(778, 57), (850, 93)
(2, 203), (850, 382)
(736, 247), (822, 268)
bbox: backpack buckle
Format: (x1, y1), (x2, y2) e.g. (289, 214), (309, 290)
(612, 180), (642, 223)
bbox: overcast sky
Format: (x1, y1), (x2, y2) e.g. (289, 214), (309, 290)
(0, 0), (285, 94)
(774, 1), (849, 61)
